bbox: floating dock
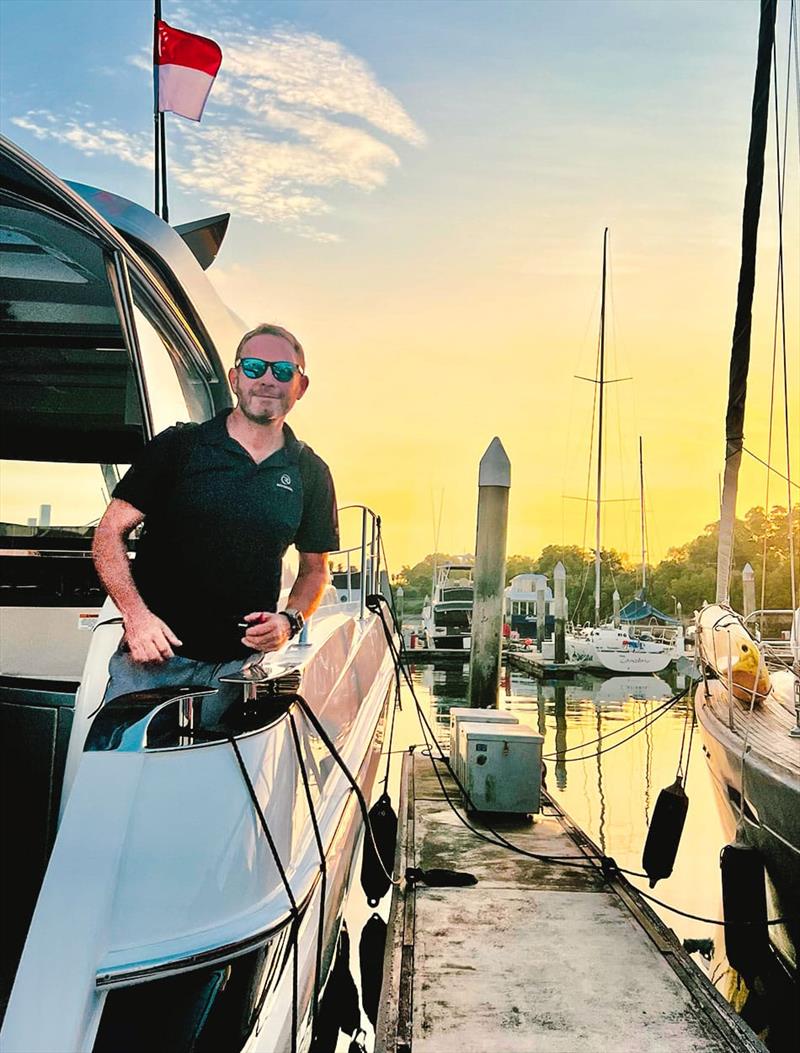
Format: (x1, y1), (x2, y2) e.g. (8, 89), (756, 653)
(505, 650), (582, 678)
(376, 751), (765, 1053)
(403, 647), (472, 663)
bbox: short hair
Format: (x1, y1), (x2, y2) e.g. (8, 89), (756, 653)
(235, 323), (306, 370)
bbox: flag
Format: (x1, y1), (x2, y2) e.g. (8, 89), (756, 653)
(156, 20), (222, 122)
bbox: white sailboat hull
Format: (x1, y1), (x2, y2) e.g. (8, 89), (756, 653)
(566, 626), (677, 675)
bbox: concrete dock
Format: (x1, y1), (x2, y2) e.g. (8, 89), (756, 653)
(376, 751), (765, 1053)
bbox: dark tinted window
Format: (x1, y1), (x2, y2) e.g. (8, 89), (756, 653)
(440, 587), (473, 603)
(93, 928), (292, 1053)
(0, 197), (145, 463)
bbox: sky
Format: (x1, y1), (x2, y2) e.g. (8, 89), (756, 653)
(1, 0), (798, 573)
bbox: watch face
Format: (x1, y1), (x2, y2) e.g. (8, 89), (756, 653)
(284, 609), (303, 636)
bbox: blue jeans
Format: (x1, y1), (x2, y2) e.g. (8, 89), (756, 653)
(103, 647), (252, 728)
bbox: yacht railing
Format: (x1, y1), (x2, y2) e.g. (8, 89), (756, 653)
(332, 504), (381, 620)
(743, 608), (796, 660)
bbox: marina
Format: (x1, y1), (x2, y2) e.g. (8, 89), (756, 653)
(1, 1), (798, 1051)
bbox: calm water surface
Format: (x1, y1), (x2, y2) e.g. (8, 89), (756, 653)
(337, 660), (795, 1052)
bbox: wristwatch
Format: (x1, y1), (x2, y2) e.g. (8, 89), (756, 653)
(280, 608), (305, 639)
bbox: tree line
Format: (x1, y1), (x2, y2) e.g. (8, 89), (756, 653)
(394, 505), (798, 622)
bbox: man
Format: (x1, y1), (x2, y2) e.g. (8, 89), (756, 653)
(93, 323), (338, 718)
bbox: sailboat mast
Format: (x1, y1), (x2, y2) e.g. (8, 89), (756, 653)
(716, 0), (777, 604)
(639, 435), (646, 593)
(595, 227), (608, 625)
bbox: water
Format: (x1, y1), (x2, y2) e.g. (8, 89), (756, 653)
(337, 660), (796, 1052)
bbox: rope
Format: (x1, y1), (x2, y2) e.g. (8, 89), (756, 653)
(287, 713), (326, 1040)
(289, 689), (401, 891)
(369, 594), (600, 869)
(225, 733), (300, 1053)
(746, 446), (800, 488)
(773, 26), (798, 610)
(378, 533), (403, 798)
(551, 686), (686, 762)
(541, 686), (685, 760)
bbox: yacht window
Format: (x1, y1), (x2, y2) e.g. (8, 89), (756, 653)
(0, 196), (145, 464)
(0, 460), (127, 541)
(93, 927), (292, 1053)
(133, 304), (210, 433)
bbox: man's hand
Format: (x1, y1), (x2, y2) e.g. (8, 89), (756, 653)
(124, 609), (183, 663)
(241, 611), (291, 653)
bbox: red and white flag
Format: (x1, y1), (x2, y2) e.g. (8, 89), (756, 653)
(156, 20), (222, 122)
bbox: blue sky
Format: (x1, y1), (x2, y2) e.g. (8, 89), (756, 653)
(1, 1), (797, 568)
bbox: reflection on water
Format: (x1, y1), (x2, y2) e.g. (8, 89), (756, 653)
(340, 660), (795, 1052)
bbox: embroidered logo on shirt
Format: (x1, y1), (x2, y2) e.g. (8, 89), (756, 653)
(277, 473), (294, 492)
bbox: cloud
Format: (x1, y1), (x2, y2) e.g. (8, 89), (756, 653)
(12, 25), (424, 240)
(218, 28), (425, 148)
(11, 112), (152, 171)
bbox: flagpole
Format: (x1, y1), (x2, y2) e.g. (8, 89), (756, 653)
(153, 0), (161, 217)
(160, 112), (169, 222)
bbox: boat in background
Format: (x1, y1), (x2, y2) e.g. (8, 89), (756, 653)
(0, 134), (396, 1052)
(565, 231), (678, 676)
(421, 562), (473, 650)
(504, 572), (552, 638)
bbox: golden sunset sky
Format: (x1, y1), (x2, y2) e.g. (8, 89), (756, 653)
(2, 0), (797, 571)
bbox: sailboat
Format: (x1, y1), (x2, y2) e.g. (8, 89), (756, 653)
(0, 134), (397, 1051)
(565, 232), (680, 675)
(692, 0), (799, 976)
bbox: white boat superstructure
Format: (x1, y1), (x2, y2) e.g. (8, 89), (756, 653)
(421, 563), (474, 650)
(0, 135), (397, 1051)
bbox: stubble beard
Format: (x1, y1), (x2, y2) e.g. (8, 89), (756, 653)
(240, 402), (277, 425)
(238, 390), (285, 425)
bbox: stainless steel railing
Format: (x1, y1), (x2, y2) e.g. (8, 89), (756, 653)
(331, 505), (381, 620)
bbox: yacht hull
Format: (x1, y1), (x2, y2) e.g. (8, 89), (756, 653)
(1, 606), (396, 1053)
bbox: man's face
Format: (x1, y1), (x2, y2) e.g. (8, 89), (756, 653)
(229, 333), (309, 425)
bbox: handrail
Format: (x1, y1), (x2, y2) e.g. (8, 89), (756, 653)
(330, 504), (381, 618)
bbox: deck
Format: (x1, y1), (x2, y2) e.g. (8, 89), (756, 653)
(700, 677), (799, 773)
(376, 751), (766, 1053)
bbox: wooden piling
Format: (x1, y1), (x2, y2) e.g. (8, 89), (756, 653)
(396, 585), (404, 627)
(612, 589), (621, 628)
(554, 561), (566, 663)
(467, 437), (510, 709)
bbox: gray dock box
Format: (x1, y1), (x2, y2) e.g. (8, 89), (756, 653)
(459, 722), (543, 814)
(448, 707), (518, 782)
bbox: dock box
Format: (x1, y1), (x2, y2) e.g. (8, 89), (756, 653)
(459, 722), (543, 814)
(448, 707), (518, 783)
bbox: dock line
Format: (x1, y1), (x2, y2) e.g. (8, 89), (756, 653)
(369, 597), (800, 932)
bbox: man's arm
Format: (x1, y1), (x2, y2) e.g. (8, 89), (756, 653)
(93, 498), (182, 663)
(241, 551), (329, 652)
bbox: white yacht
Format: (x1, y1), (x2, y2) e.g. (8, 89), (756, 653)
(420, 562), (473, 650)
(504, 572), (552, 638)
(0, 135), (395, 1052)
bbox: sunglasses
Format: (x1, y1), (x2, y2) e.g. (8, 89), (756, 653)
(236, 357), (304, 382)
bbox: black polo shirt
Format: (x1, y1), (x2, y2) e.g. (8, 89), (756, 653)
(113, 411), (339, 662)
